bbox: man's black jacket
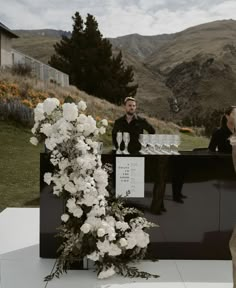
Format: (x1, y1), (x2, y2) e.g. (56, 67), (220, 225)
(112, 114), (155, 154)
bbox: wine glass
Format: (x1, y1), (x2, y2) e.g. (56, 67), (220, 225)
(116, 132), (123, 154)
(172, 134), (180, 154)
(154, 134), (163, 154)
(160, 134), (171, 155)
(139, 134), (148, 154)
(123, 132), (130, 154)
(148, 134), (156, 154)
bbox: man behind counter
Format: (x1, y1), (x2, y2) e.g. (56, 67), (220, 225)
(112, 97), (155, 154)
(112, 97), (167, 214)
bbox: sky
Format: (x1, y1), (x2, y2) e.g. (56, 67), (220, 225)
(0, 0), (236, 38)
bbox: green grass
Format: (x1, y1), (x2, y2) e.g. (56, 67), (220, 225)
(0, 121), (210, 210)
(180, 133), (209, 151)
(0, 121), (42, 209)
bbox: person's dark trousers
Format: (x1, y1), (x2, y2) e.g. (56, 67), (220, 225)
(172, 179), (184, 202)
(171, 156), (185, 202)
(150, 156), (169, 214)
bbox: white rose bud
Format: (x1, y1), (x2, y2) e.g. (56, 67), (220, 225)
(99, 127), (106, 135)
(44, 172), (52, 185)
(97, 228), (106, 237)
(77, 100), (87, 111)
(80, 223), (91, 234)
(61, 214), (69, 222)
(30, 137), (38, 146)
(119, 238), (128, 247)
(101, 119), (108, 126)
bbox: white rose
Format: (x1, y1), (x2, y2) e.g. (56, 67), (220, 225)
(119, 238), (128, 247)
(34, 103), (45, 121)
(80, 223), (91, 234)
(43, 98), (60, 115)
(73, 206), (83, 218)
(101, 119), (108, 126)
(126, 232), (137, 250)
(61, 213), (69, 222)
(77, 114), (87, 124)
(31, 123), (38, 134)
(62, 103), (78, 122)
(77, 124), (84, 132)
(45, 138), (57, 151)
(77, 100), (87, 111)
(98, 266), (116, 279)
(64, 182), (77, 194)
(97, 228), (106, 237)
(135, 230), (150, 248)
(30, 137), (38, 146)
(44, 172), (52, 185)
(58, 158), (70, 171)
(108, 243), (121, 256)
(99, 126), (106, 135)
(66, 198), (76, 210)
(87, 251), (99, 261)
(40, 123), (53, 137)
(116, 221), (129, 231)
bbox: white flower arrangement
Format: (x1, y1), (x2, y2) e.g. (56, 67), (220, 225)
(31, 97), (158, 280)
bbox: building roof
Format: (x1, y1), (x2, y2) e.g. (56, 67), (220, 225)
(0, 22), (19, 38)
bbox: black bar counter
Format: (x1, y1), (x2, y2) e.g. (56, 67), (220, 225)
(40, 151), (236, 260)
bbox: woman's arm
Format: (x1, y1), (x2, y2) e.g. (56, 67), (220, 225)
(230, 135), (236, 172)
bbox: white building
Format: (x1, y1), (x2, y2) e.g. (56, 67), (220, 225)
(0, 22), (69, 87)
(0, 22), (18, 66)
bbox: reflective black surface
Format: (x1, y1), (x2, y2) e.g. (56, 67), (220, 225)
(40, 152), (236, 259)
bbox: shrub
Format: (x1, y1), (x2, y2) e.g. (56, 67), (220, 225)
(0, 99), (33, 127)
(179, 127), (194, 134)
(10, 63), (32, 77)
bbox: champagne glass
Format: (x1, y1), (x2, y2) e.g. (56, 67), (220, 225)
(172, 134), (180, 154)
(154, 134), (163, 154)
(116, 132), (123, 154)
(165, 135), (172, 154)
(123, 132), (130, 154)
(148, 134), (156, 154)
(160, 134), (171, 155)
(139, 134), (148, 154)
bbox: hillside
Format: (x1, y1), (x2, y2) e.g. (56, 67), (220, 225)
(109, 33), (174, 60)
(145, 20), (236, 122)
(12, 29), (63, 64)
(12, 19), (236, 123)
(0, 69), (179, 134)
(146, 19), (236, 73)
(0, 72), (209, 209)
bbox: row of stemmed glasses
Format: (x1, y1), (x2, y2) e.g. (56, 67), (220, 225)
(139, 134), (180, 155)
(116, 132), (130, 154)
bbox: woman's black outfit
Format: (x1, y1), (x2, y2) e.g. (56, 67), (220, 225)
(208, 126), (233, 153)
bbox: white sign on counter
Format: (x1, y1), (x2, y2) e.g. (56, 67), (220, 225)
(116, 157), (145, 197)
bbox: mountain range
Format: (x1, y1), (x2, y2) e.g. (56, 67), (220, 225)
(12, 19), (236, 124)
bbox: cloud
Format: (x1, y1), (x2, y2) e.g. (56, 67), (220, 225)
(0, 0), (236, 37)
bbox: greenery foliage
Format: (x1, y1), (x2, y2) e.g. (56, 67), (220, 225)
(49, 12), (138, 105)
(10, 63), (32, 77)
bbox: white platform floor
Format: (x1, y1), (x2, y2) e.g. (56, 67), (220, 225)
(0, 208), (234, 288)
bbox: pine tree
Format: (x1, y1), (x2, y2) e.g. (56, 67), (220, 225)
(49, 12), (138, 105)
(111, 51), (138, 105)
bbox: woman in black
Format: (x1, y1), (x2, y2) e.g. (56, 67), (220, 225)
(208, 106), (236, 153)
